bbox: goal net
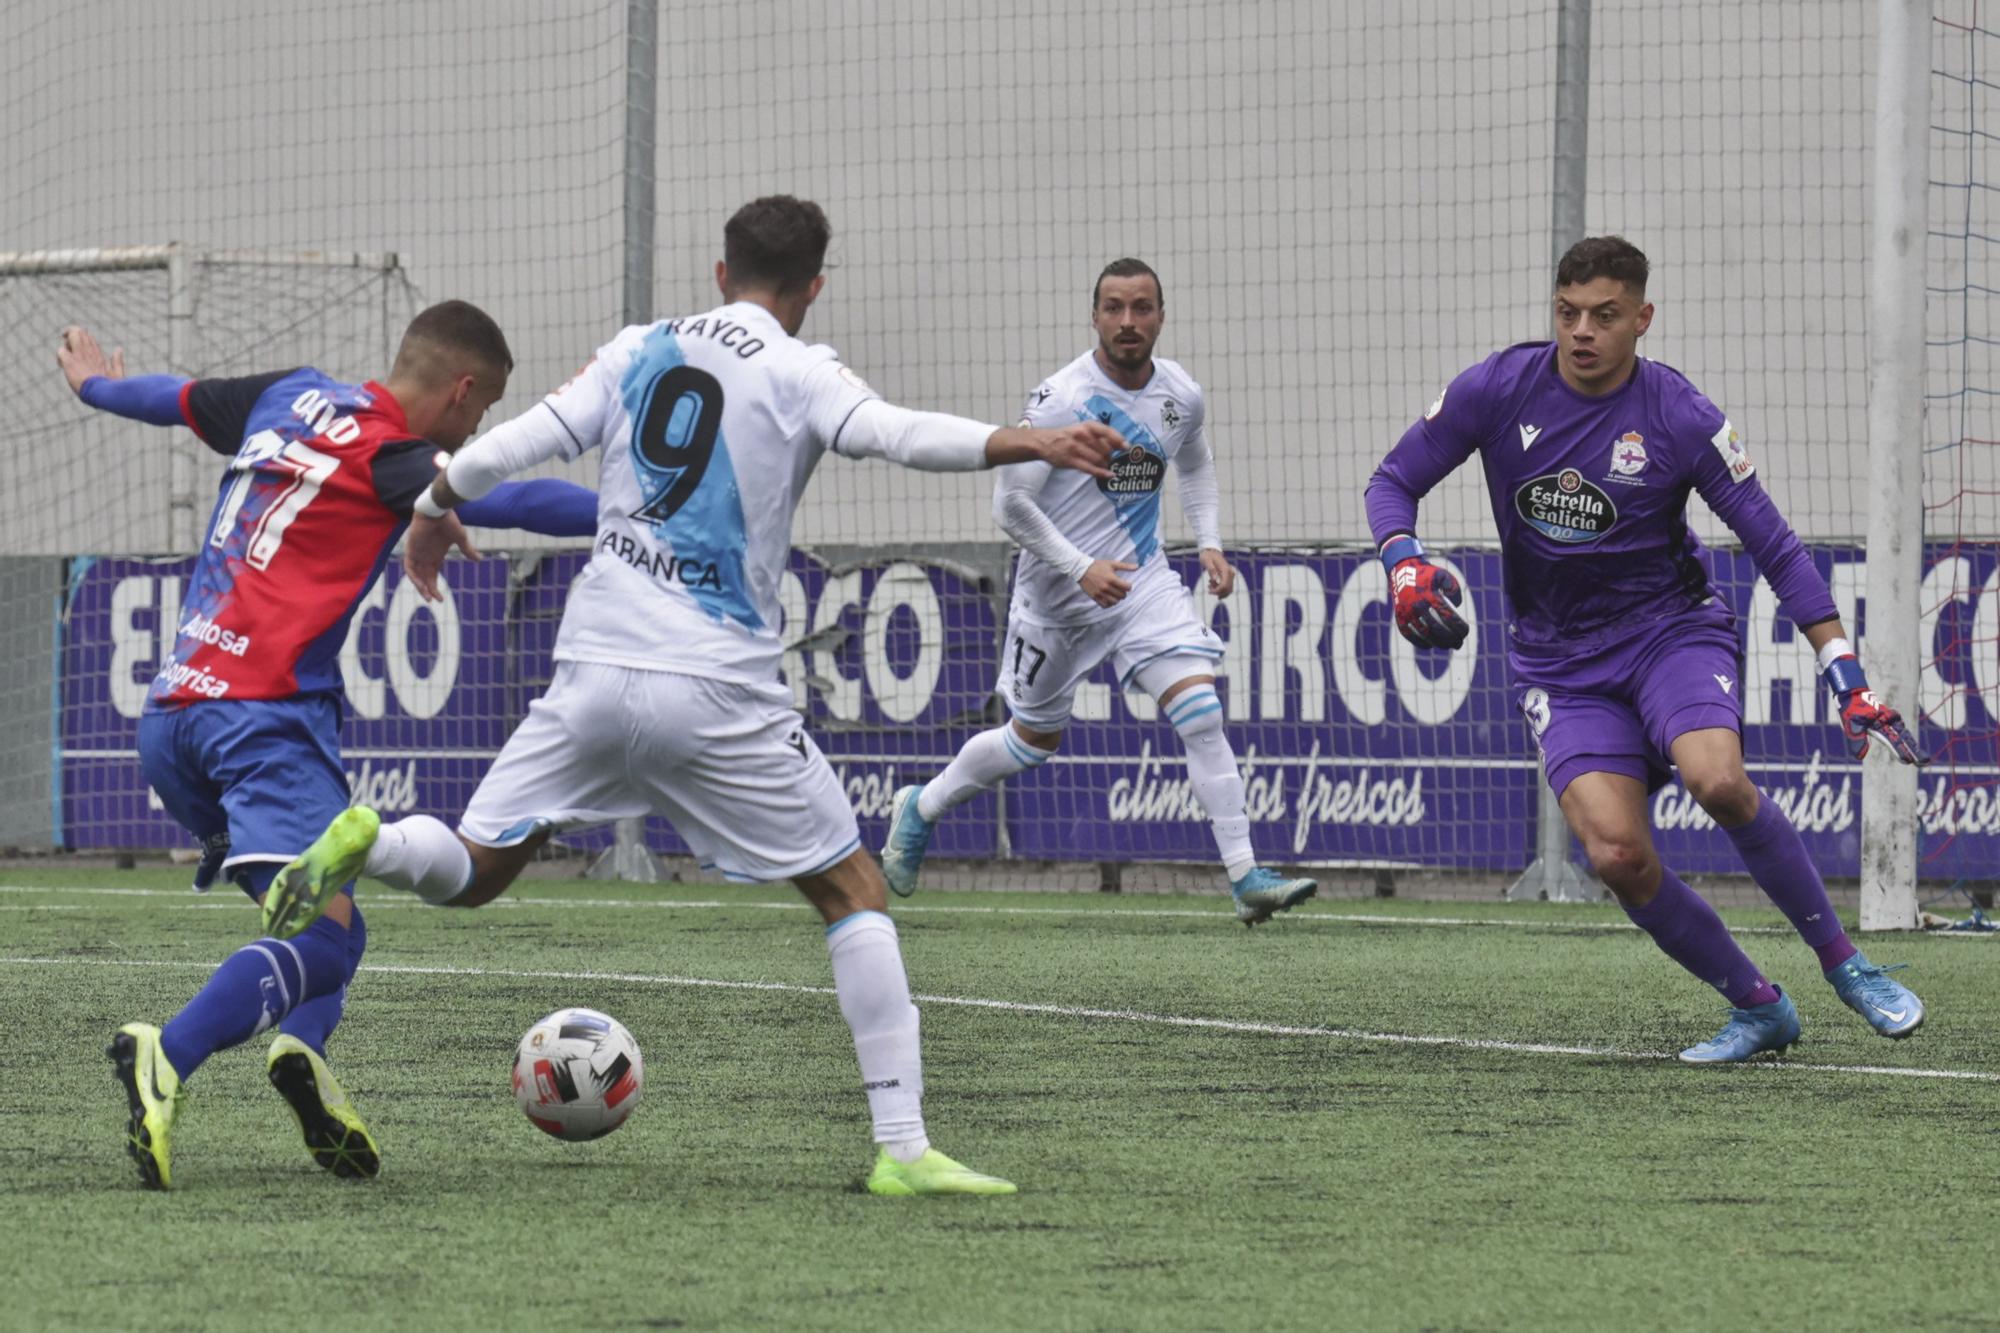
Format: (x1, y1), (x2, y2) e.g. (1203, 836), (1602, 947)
(1921, 5), (2000, 916)
(6, 5), (1989, 912)
(0, 248), (420, 849)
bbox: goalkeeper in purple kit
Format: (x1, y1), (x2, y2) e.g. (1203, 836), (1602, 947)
(1366, 236), (1925, 1063)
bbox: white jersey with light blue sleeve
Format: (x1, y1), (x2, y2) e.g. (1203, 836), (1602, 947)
(536, 300), (879, 684)
(1006, 349), (1209, 626)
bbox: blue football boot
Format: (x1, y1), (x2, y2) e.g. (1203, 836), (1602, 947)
(1230, 867), (1318, 926)
(1678, 987), (1802, 1064)
(1826, 952), (1925, 1039)
(881, 785), (934, 898)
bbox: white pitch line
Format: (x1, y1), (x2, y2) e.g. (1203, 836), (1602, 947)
(0, 883), (1796, 936)
(0, 954), (1991, 1084)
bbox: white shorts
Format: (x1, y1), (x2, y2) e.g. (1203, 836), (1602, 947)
(998, 563), (1225, 729)
(459, 660), (861, 883)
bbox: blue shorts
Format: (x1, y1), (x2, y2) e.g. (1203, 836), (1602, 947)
(138, 696), (352, 900)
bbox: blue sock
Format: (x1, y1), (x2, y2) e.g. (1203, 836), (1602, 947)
(158, 913), (353, 1082)
(280, 990), (346, 1056)
(278, 901), (366, 1055)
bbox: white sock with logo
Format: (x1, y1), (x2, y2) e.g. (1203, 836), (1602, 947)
(1167, 686), (1256, 880)
(916, 723), (1051, 821)
(826, 909), (928, 1162)
(362, 815), (474, 904)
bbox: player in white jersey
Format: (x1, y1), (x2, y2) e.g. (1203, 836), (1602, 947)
(880, 259), (1318, 925)
(264, 197), (1122, 1196)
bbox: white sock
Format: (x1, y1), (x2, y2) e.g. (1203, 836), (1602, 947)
(826, 909), (927, 1158)
(1167, 686), (1255, 880)
(362, 815), (474, 904)
(916, 723), (1050, 821)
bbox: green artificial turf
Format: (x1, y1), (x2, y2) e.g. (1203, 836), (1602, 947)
(1, 868), (1994, 1331)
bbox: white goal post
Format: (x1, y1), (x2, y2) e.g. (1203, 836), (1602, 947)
(1861, 0), (1930, 931)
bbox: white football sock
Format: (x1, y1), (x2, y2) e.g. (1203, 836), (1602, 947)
(1167, 686), (1255, 880)
(826, 909), (927, 1158)
(916, 722), (1050, 821)
(362, 815), (474, 904)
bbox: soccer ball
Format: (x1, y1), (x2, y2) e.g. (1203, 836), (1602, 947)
(511, 1008), (644, 1141)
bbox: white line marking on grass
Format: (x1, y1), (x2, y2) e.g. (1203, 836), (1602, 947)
(0, 954), (1991, 1084)
(0, 884), (1797, 936)
(0, 885), (188, 898)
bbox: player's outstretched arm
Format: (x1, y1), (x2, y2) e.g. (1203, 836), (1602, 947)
(1805, 622), (1925, 765)
(405, 402), (584, 600)
(456, 479), (598, 538)
(57, 326), (187, 426)
(985, 422), (1120, 477)
(1690, 419), (1920, 763)
(832, 399), (1118, 478)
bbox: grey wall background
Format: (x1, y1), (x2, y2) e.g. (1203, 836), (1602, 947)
(6, 0), (1965, 560)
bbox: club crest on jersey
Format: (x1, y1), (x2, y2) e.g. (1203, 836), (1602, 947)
(1099, 446), (1166, 498)
(1161, 399), (1182, 427)
(1515, 468), (1617, 543)
(1711, 419), (1754, 483)
(1609, 432), (1647, 475)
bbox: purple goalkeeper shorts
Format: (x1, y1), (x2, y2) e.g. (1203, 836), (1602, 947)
(1510, 612), (1744, 797)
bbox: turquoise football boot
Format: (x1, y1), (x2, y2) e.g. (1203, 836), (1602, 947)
(1826, 953), (1924, 1039)
(1230, 867), (1318, 926)
(880, 785), (934, 898)
(1678, 987), (1802, 1064)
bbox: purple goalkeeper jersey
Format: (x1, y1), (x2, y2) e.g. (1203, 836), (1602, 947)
(1365, 341), (1836, 654)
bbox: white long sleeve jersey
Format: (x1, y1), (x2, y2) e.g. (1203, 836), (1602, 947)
(1001, 349), (1219, 626)
(447, 300), (997, 684)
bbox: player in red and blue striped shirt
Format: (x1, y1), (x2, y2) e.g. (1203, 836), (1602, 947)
(58, 302), (595, 1189)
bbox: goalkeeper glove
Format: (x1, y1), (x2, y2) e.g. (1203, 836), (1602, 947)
(1820, 645), (1924, 764)
(1381, 535), (1468, 650)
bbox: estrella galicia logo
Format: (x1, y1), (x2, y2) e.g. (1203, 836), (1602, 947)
(1099, 445), (1165, 499)
(1515, 467), (1617, 543)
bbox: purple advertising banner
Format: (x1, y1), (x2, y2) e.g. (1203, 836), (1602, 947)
(58, 544), (1999, 880)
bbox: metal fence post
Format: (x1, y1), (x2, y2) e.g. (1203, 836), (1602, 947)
(590, 0), (663, 884)
(1507, 0), (1602, 903)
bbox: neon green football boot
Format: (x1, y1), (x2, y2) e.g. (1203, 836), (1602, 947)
(107, 1022), (185, 1190)
(263, 806), (381, 939)
(267, 1034), (381, 1179)
(865, 1147), (1018, 1197)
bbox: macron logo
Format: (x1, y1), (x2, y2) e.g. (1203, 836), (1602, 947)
(1518, 424), (1542, 451)
(1715, 674), (1734, 694)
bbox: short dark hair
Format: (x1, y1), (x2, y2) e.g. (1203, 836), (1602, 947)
(399, 299), (513, 374)
(1556, 236), (1649, 295)
(724, 195), (832, 294)
(1093, 258), (1163, 308)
